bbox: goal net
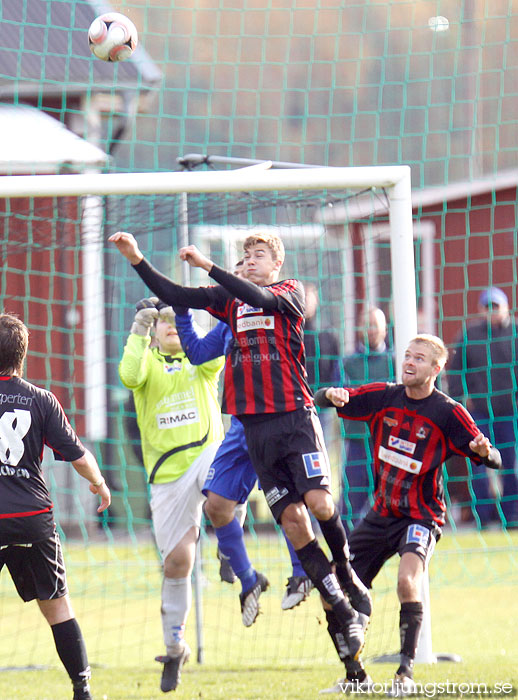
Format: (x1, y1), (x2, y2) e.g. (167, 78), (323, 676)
(0, 163), (421, 670)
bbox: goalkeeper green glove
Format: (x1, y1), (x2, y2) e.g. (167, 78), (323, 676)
(131, 297), (159, 336)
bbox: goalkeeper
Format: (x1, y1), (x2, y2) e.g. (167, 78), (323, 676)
(119, 298), (224, 693)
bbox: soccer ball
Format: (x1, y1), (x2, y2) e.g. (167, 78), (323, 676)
(88, 12), (138, 62)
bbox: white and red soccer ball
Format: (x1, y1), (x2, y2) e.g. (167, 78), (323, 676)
(88, 12), (138, 62)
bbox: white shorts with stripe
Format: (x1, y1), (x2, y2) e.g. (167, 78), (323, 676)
(150, 440), (221, 561)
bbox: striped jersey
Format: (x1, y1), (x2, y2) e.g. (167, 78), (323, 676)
(0, 375), (84, 544)
(133, 259), (314, 416)
(334, 383), (485, 525)
(208, 279), (312, 415)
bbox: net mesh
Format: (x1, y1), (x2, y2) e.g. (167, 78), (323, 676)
(1, 0), (518, 674)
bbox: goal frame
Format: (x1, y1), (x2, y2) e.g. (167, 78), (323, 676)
(0, 164), (417, 375)
(0, 163), (438, 664)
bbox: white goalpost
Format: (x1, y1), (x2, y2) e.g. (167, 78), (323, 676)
(0, 164), (417, 371)
(0, 163), (438, 665)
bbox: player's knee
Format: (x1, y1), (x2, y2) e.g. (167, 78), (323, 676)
(397, 573), (419, 601)
(304, 490), (334, 520)
(204, 496), (234, 527)
(164, 555), (192, 579)
(37, 595), (74, 626)
(281, 509), (313, 548)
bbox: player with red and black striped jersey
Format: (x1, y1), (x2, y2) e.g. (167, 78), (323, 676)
(110, 229), (371, 668)
(0, 313), (111, 700)
(315, 334), (502, 695)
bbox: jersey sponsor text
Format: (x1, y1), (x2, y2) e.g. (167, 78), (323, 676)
(156, 407), (200, 428)
(379, 445), (422, 474)
(388, 435), (416, 454)
(236, 315), (275, 333)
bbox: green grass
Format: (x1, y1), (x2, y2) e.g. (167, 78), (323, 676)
(1, 528), (517, 699)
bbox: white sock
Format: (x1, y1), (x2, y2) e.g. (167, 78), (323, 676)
(161, 576), (191, 657)
(235, 502), (247, 527)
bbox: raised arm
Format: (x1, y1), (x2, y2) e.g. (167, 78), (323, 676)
(109, 232), (221, 309)
(179, 244), (280, 309)
(175, 312), (228, 365)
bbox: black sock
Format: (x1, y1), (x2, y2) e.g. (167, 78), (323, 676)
(295, 539), (355, 626)
(325, 609), (367, 681)
(398, 602), (423, 672)
(51, 618), (91, 685)
(317, 507), (350, 565)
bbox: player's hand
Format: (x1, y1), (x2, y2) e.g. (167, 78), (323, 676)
(179, 245), (213, 272)
(131, 298), (158, 336)
(325, 387), (350, 407)
(155, 300), (176, 325)
(89, 479), (111, 513)
(469, 432), (491, 458)
(109, 231), (144, 265)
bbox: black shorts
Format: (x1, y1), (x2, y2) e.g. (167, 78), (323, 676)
(242, 406), (331, 522)
(348, 510), (441, 588)
(0, 528), (68, 602)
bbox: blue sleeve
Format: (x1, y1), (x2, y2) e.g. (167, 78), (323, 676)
(175, 312), (227, 365)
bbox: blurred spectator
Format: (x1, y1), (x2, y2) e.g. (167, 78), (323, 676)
(303, 282), (340, 391)
(303, 283), (341, 449)
(341, 307), (395, 531)
(448, 287), (518, 528)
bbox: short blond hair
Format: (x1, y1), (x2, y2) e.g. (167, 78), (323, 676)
(243, 231), (285, 264)
(410, 334), (449, 368)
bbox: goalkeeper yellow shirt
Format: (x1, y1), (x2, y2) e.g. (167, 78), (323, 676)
(119, 333), (224, 484)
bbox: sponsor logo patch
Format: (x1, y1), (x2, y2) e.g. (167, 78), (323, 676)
(406, 523), (430, 548)
(383, 416), (399, 427)
(388, 435), (416, 455)
(379, 445), (422, 474)
(237, 303), (263, 317)
(163, 363), (182, 374)
(416, 425), (430, 439)
(302, 451), (328, 479)
(265, 486), (289, 507)
(156, 408), (199, 428)
(236, 315), (274, 333)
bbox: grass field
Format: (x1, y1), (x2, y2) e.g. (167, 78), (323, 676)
(0, 528), (517, 700)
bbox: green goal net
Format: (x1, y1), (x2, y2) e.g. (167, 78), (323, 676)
(1, 0), (518, 685)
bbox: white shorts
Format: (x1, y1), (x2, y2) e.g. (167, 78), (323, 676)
(150, 441), (221, 561)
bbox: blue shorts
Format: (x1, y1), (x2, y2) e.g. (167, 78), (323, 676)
(202, 416), (257, 503)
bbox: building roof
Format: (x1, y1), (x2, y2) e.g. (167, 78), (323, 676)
(0, 0), (161, 98)
(0, 104), (109, 173)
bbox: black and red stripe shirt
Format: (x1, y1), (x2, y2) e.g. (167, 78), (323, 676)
(134, 258), (314, 415)
(0, 375), (84, 544)
(317, 382), (493, 526)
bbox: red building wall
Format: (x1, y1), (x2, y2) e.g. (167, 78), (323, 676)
(418, 186), (517, 347)
(0, 194), (86, 434)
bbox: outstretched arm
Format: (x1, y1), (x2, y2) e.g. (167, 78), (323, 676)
(314, 387), (350, 408)
(180, 244), (280, 309)
(175, 312), (228, 364)
(110, 233), (221, 309)
(109, 231), (143, 265)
